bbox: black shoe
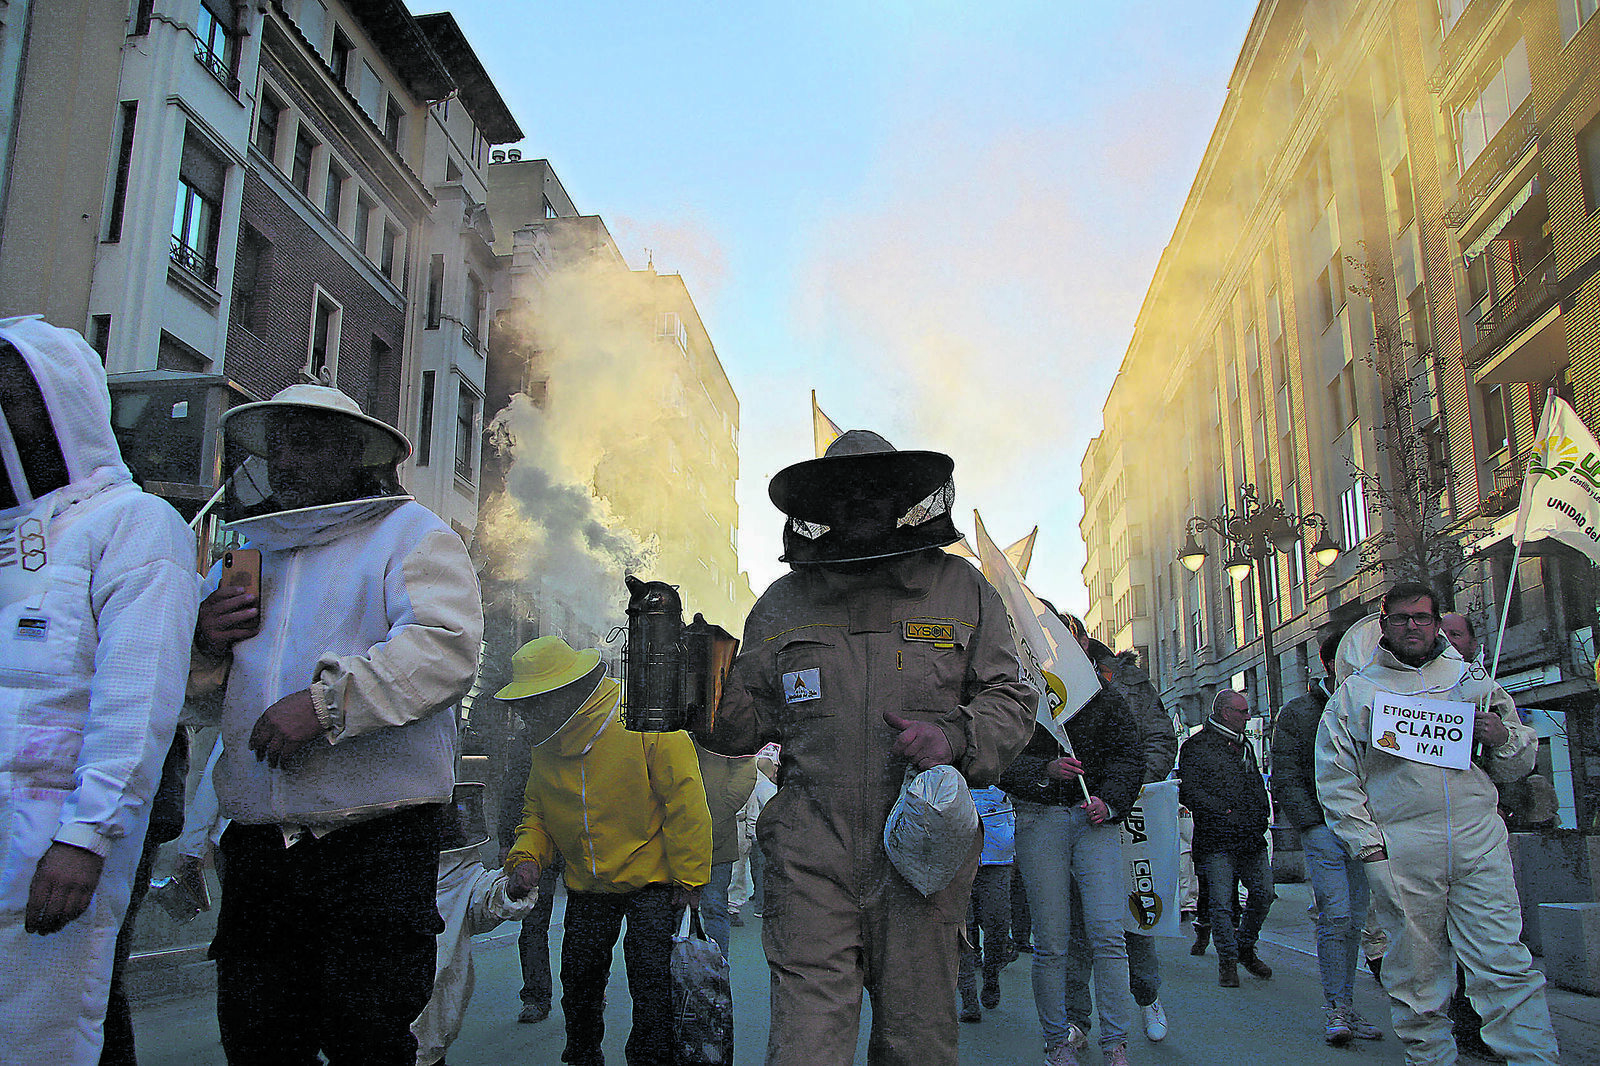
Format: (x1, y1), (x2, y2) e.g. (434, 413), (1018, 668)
(1367, 955), (1383, 981)
(1190, 926), (1210, 956)
(1457, 1030), (1507, 1063)
(518, 1003), (551, 1024)
(960, 1003), (982, 1024)
(1218, 960), (1240, 987)
(1239, 949), (1273, 979)
(982, 976), (1001, 1010)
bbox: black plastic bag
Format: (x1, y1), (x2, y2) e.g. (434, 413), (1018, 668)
(672, 905), (733, 1065)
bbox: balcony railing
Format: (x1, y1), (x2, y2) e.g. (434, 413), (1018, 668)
(1445, 101), (1538, 228)
(1464, 253), (1560, 369)
(194, 42), (239, 94)
(1482, 452), (1524, 516)
(169, 235), (217, 285)
(1430, 0), (1497, 93)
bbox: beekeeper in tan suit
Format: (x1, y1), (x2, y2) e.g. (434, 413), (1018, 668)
(704, 430), (1036, 1066)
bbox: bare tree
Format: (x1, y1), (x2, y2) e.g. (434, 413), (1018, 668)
(1345, 250), (1471, 609)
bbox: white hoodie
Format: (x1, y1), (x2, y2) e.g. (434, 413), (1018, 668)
(0, 315), (199, 1064)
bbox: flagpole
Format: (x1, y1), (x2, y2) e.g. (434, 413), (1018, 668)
(1491, 388), (1557, 680)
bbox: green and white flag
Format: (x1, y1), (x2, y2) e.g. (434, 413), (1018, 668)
(1516, 393), (1600, 565)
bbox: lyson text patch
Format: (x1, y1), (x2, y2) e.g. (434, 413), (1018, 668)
(903, 621), (956, 643)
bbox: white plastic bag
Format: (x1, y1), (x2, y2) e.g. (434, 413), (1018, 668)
(883, 765), (979, 896)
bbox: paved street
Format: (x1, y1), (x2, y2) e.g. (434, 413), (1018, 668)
(133, 880), (1599, 1065)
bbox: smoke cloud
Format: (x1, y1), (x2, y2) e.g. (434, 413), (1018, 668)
(476, 256), (681, 639)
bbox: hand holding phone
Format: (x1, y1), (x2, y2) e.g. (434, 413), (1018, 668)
(197, 550), (261, 655)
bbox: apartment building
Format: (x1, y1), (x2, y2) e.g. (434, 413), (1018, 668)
(0, 0), (522, 539)
(1081, 0), (1600, 828)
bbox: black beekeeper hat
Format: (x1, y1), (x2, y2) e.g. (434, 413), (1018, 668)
(770, 429), (961, 565)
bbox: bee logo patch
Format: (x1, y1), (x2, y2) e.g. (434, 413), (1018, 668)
(15, 616), (48, 641)
(903, 621), (955, 643)
(782, 669), (821, 704)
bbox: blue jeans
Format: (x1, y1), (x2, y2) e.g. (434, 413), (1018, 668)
(1065, 915), (1161, 1030)
(701, 860), (734, 958)
(1014, 801), (1132, 1051)
(1301, 823), (1368, 1010)
(1197, 845), (1274, 962)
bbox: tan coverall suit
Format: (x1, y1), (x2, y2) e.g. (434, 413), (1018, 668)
(1317, 620), (1559, 1065)
(708, 549), (1037, 1066)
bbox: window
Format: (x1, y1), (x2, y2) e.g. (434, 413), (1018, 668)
(157, 332), (207, 372)
(1560, 0), (1599, 43)
(232, 226), (269, 330)
(445, 157), (462, 182)
(463, 272), (483, 345)
(658, 311), (688, 352)
(323, 160), (346, 222)
(380, 222), (400, 280)
(1340, 480), (1370, 547)
(194, 0), (239, 90)
(254, 91), (282, 160)
(416, 371), (435, 466)
(544, 197), (558, 219)
(1579, 113), (1600, 213)
(330, 29), (353, 84)
(171, 130), (226, 283)
(455, 385), (477, 481)
(105, 102), (137, 242)
(354, 194), (372, 257)
(426, 255), (444, 329)
(90, 316), (111, 359)
(358, 61), (383, 124)
(1455, 39), (1531, 172)
(291, 127), (316, 196)
(382, 95), (403, 151)
(1483, 383), (1512, 453)
(1391, 158), (1414, 232)
(366, 335), (391, 418)
(307, 291), (341, 379)
(131, 0), (154, 36)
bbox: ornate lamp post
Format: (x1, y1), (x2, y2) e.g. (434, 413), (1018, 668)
(1177, 484), (1341, 717)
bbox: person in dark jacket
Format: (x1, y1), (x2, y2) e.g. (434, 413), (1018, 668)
(1179, 688), (1275, 988)
(1001, 682), (1143, 1066)
(1271, 628), (1384, 1045)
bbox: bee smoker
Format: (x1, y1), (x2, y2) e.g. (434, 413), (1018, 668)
(622, 575), (739, 734)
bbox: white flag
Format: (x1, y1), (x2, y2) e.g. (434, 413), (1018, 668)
(972, 511), (1099, 749)
(1515, 393), (1600, 565)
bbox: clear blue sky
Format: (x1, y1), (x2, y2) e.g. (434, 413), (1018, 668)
(438, 0), (1259, 611)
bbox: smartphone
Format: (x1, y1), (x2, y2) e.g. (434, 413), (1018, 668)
(220, 548), (261, 602)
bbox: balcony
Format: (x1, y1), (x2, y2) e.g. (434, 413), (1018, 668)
(169, 235), (217, 286)
(1481, 452), (1524, 517)
(1465, 254), (1567, 384)
(1445, 101), (1538, 230)
(1430, 0), (1497, 93)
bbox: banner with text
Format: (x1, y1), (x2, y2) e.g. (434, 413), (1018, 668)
(1370, 689), (1475, 769)
(1120, 779), (1182, 937)
(1516, 394), (1600, 565)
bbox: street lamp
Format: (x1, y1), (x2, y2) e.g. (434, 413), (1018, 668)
(1177, 484), (1342, 717)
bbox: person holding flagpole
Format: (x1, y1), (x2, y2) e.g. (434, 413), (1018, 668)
(1316, 581), (1558, 1064)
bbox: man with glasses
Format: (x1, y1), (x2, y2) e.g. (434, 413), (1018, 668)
(1316, 582), (1559, 1064)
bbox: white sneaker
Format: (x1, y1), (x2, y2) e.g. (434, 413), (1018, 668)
(1064, 1023), (1088, 1051)
(1142, 1000), (1168, 1041)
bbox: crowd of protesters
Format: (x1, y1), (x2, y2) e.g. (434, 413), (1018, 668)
(0, 315), (1566, 1066)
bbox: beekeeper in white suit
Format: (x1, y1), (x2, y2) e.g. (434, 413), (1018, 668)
(0, 316), (198, 1064)
(1316, 581), (1559, 1065)
(412, 783), (538, 1066)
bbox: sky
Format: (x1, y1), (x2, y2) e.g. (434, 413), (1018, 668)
(437, 0), (1260, 614)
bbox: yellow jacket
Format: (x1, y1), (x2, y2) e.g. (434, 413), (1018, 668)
(507, 678), (712, 893)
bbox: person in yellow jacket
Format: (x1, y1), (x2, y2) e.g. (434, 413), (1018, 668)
(502, 636), (712, 1066)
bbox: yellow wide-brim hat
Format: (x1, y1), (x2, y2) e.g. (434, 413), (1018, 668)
(494, 635), (602, 701)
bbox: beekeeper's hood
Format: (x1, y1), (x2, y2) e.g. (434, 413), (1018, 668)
(220, 375), (411, 529)
(0, 315), (129, 519)
(1333, 612), (1466, 690)
(495, 635), (612, 749)
(770, 429), (961, 565)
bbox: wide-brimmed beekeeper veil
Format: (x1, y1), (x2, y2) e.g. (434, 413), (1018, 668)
(769, 429), (960, 565)
(219, 377), (411, 521)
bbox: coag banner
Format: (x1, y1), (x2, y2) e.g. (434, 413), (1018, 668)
(1119, 779), (1181, 937)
